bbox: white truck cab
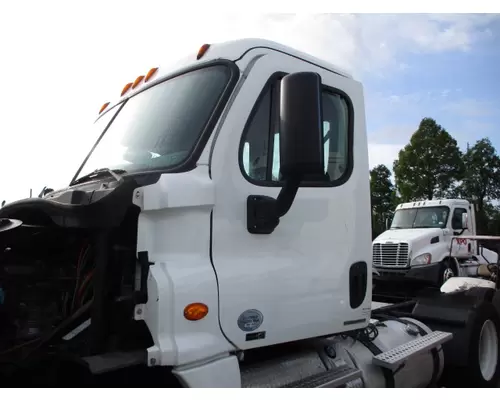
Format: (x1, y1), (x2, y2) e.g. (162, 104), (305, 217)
(1, 39), (500, 388)
(373, 199), (499, 286)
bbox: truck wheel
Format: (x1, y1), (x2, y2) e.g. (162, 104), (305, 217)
(462, 302), (500, 387)
(438, 260), (456, 286)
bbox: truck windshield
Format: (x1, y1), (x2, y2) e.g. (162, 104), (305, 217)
(390, 206), (450, 229)
(73, 64), (232, 182)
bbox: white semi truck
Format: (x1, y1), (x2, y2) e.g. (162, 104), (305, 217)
(373, 199), (499, 287)
(0, 39), (500, 388)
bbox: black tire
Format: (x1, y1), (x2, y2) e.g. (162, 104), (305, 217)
(448, 302), (500, 387)
(437, 259), (456, 286)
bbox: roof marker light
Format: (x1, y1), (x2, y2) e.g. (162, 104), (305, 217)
(121, 82), (133, 96)
(144, 67), (158, 82)
(132, 75), (145, 89)
(197, 44), (210, 60)
(99, 102), (110, 114)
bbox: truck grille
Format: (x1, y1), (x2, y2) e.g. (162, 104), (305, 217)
(373, 243), (409, 268)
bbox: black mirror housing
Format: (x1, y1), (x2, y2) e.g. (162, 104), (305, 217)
(280, 72), (324, 180)
(247, 71), (325, 235)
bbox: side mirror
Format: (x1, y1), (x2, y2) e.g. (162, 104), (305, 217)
(461, 213), (469, 230)
(385, 218), (391, 230)
(280, 72), (325, 181)
(247, 71), (324, 235)
(38, 186), (54, 198)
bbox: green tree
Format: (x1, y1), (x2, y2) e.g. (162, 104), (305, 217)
(393, 117), (464, 201)
(370, 164), (396, 238)
(458, 138), (500, 233)
(480, 202), (500, 236)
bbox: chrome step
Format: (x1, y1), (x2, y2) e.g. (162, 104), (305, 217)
(281, 364), (362, 388)
(372, 330), (453, 371)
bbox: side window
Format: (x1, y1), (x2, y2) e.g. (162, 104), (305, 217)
(452, 208), (468, 230)
(241, 77), (350, 184)
(242, 87), (275, 181)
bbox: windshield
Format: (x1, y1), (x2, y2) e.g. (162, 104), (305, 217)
(74, 64), (233, 182)
(390, 206), (450, 229)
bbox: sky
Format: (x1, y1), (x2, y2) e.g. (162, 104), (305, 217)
(0, 6), (499, 203)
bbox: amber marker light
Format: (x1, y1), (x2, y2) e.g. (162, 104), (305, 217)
(121, 82), (133, 96)
(132, 75), (145, 89)
(197, 44), (210, 60)
(144, 67), (158, 82)
(99, 102), (110, 114)
(184, 303), (209, 321)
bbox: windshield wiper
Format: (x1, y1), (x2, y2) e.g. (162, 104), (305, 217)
(71, 168), (127, 186)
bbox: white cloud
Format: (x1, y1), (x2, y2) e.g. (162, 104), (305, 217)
(366, 88), (495, 132)
(0, 9), (497, 203)
(368, 124), (417, 146)
(368, 143), (403, 170)
(398, 63), (410, 71)
(442, 98), (496, 117)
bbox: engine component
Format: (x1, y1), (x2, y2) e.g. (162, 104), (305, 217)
(0, 225), (95, 354)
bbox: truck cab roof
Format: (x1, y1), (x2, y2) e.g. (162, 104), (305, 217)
(396, 199), (470, 210)
(97, 38), (354, 118)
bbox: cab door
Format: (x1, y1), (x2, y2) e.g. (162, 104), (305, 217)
(209, 49), (372, 349)
(451, 206), (474, 257)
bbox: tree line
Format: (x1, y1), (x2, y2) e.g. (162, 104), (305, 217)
(371, 117), (500, 239)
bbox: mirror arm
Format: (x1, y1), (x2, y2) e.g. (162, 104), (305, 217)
(246, 175), (301, 235)
(275, 175), (301, 217)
